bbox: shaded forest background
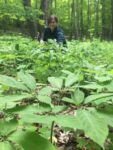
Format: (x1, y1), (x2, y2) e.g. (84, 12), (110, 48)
(0, 0), (113, 40)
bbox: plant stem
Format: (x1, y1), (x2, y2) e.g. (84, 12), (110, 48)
(50, 121), (55, 143)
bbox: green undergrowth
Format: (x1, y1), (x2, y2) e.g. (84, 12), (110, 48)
(0, 35), (113, 150)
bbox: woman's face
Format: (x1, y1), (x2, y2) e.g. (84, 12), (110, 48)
(49, 19), (58, 31)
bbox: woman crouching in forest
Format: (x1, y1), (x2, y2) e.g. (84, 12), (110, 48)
(43, 15), (66, 45)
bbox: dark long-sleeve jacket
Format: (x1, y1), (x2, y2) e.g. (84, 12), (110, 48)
(43, 27), (66, 44)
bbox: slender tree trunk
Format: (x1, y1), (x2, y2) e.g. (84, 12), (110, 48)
(87, 0), (91, 38)
(40, 0), (49, 25)
(23, 0), (37, 39)
(111, 0), (113, 39)
(75, 0), (80, 39)
(70, 0), (76, 39)
(95, 0), (99, 37)
(80, 0), (84, 38)
(101, 0), (106, 39)
(38, 0), (49, 39)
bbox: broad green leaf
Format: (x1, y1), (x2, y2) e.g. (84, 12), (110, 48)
(84, 93), (113, 104)
(14, 108), (77, 128)
(18, 71), (36, 90)
(62, 97), (75, 104)
(56, 115), (76, 128)
(72, 89), (84, 105)
(21, 113), (77, 129)
(79, 83), (103, 90)
(39, 127), (51, 139)
(0, 94), (33, 104)
(93, 96), (113, 105)
(97, 106), (113, 127)
(21, 113), (55, 125)
(6, 109), (109, 148)
(37, 95), (52, 105)
(95, 76), (111, 82)
(0, 142), (15, 150)
(65, 73), (78, 87)
(37, 86), (53, 105)
(38, 86), (52, 96)
(62, 70), (72, 75)
(105, 81), (113, 92)
(0, 119), (17, 136)
(52, 106), (67, 113)
(48, 77), (63, 89)
(9, 130), (57, 150)
(0, 101), (16, 109)
(6, 104), (51, 115)
(0, 75), (28, 91)
(74, 109), (108, 148)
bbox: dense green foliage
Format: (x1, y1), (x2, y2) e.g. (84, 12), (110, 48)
(1, 0), (113, 149)
(0, 0), (113, 39)
(1, 35), (113, 82)
(0, 35), (113, 149)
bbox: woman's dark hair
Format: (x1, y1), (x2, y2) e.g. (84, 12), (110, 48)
(48, 15), (58, 24)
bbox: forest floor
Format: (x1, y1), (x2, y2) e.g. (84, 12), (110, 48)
(0, 35), (113, 150)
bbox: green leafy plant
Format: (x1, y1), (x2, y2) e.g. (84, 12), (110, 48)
(0, 71), (113, 149)
(1, 35), (113, 149)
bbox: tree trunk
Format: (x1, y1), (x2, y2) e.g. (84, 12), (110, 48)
(23, 0), (37, 39)
(38, 0), (49, 39)
(40, 0), (49, 25)
(87, 0), (91, 38)
(111, 0), (113, 39)
(70, 0), (76, 38)
(80, 0), (84, 39)
(75, 0), (80, 39)
(95, 0), (99, 37)
(101, 0), (106, 39)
